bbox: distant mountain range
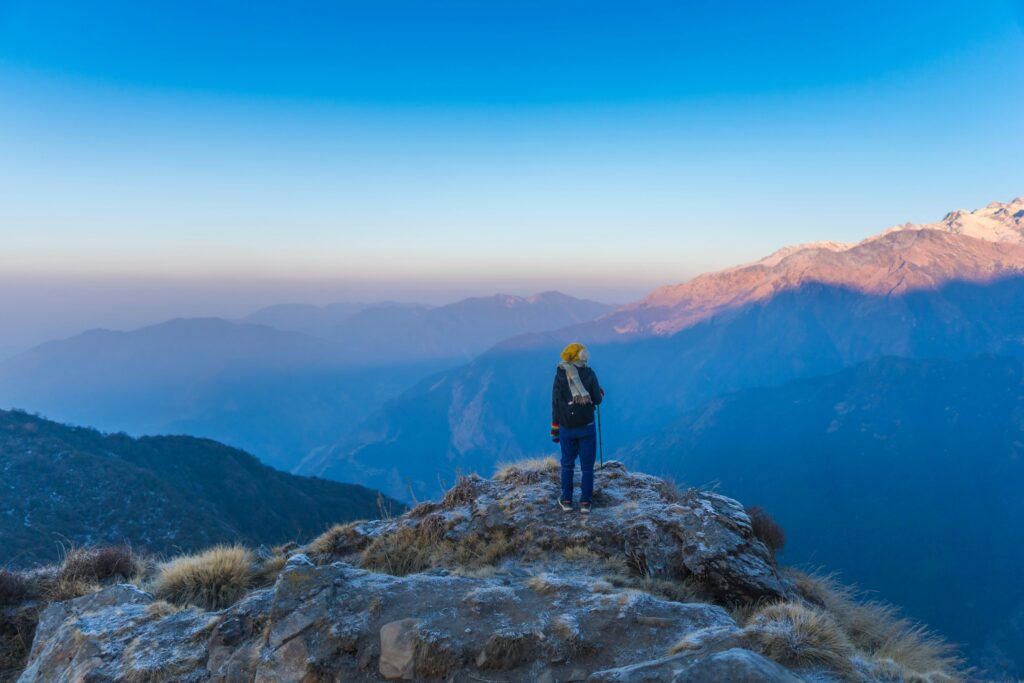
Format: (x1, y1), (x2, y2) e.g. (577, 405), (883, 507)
(305, 199), (1024, 497)
(238, 292), (612, 362)
(4, 198), (1024, 675)
(292, 197), (1024, 677)
(0, 292), (612, 469)
(0, 409), (396, 568)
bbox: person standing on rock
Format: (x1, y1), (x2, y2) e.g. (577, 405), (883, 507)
(551, 342), (604, 513)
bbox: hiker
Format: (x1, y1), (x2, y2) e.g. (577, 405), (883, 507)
(551, 342), (604, 513)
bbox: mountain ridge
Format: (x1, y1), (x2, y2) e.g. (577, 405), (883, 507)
(0, 409), (399, 568)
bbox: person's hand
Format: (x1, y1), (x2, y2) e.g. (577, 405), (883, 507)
(551, 424), (560, 443)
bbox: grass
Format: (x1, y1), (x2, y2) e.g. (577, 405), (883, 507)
(740, 601), (857, 678)
(525, 574), (560, 595)
(359, 514), (526, 576)
(1, 545), (146, 677)
(493, 457), (559, 485)
(307, 521), (367, 559)
(59, 545), (140, 585)
(656, 477), (699, 505)
(784, 569), (962, 679)
(151, 545), (254, 611)
(440, 475), (482, 507)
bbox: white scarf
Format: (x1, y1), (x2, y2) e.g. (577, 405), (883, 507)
(559, 360), (592, 404)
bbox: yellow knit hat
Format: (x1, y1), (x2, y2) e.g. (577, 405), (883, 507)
(560, 342), (587, 363)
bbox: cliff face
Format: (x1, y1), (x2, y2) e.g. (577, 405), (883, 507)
(6, 461), (960, 682)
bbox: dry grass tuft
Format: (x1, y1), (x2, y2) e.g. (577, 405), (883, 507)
(784, 569), (963, 678)
(408, 501), (442, 518)
(447, 530), (517, 567)
(525, 574), (559, 594)
(252, 555), (287, 587)
(562, 544), (602, 563)
(656, 478), (694, 505)
(60, 545), (140, 585)
(360, 515), (526, 576)
(152, 545), (254, 611)
(307, 521), (368, 559)
(635, 577), (703, 604)
(361, 523), (445, 576)
(494, 457), (559, 485)
(745, 506), (786, 558)
(271, 541), (299, 556)
(741, 601), (856, 678)
(441, 475), (481, 508)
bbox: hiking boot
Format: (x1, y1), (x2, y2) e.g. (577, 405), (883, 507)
(580, 501), (592, 514)
(558, 499), (573, 512)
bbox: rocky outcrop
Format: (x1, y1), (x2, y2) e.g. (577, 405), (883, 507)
(10, 462), (957, 682)
(311, 461), (790, 604)
(17, 558), (791, 682)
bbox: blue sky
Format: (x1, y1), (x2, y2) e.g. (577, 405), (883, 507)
(1, 1), (1023, 347)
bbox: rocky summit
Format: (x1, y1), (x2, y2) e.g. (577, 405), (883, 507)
(7, 461), (960, 682)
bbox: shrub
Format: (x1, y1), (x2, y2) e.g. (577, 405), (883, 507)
(741, 601), (856, 678)
(60, 545), (138, 584)
(152, 545), (254, 611)
(0, 570), (35, 606)
(746, 506), (786, 557)
(0, 605), (37, 674)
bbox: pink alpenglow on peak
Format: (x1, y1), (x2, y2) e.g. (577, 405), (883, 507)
(601, 198), (1024, 338)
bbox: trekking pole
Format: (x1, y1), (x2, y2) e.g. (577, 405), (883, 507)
(596, 404), (604, 469)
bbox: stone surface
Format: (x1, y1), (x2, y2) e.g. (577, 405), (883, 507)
(11, 464), (939, 682)
(675, 648), (807, 682)
(316, 461), (791, 604)
(18, 585), (214, 683)
(587, 647), (805, 682)
(379, 618), (420, 679)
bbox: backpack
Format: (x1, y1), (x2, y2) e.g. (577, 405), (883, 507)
(561, 398), (595, 428)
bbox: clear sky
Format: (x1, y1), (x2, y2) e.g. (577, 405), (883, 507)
(1, 1), (1023, 350)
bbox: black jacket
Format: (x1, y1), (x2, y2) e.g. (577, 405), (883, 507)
(551, 365), (603, 428)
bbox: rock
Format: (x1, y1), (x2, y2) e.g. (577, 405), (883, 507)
(10, 464), (933, 683)
(587, 647), (805, 682)
(475, 628), (543, 670)
(18, 585), (214, 683)
(675, 648), (806, 682)
(285, 553), (314, 568)
(380, 618), (421, 680)
(322, 461), (791, 604)
(16, 560), (738, 682)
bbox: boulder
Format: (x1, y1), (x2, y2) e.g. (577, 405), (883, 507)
(379, 618), (420, 679)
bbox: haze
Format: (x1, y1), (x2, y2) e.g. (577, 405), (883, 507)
(2, 1), (1024, 352)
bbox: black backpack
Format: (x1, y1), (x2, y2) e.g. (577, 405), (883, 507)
(561, 398), (595, 428)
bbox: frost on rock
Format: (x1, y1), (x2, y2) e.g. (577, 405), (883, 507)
(12, 462), (935, 682)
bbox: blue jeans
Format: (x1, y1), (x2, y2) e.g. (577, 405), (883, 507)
(559, 422), (597, 503)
